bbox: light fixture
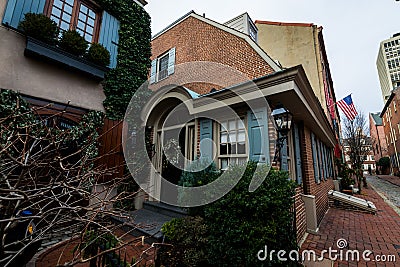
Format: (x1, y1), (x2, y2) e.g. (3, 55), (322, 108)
(271, 105), (293, 170)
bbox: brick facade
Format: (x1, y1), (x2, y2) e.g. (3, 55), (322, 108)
(369, 113), (388, 164)
(381, 88), (400, 174)
(151, 16), (275, 95)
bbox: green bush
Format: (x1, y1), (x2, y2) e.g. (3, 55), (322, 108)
(204, 162), (298, 266)
(178, 160), (220, 216)
(18, 13), (59, 45)
(86, 43), (111, 67)
(161, 216), (209, 267)
(59, 30), (88, 56)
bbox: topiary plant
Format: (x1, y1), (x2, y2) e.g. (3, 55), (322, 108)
(86, 43), (111, 67)
(18, 13), (59, 45)
(59, 30), (88, 57)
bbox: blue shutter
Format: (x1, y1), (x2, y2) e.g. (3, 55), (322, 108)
(199, 119), (213, 162)
(280, 136), (288, 171)
(167, 47), (175, 75)
(293, 123), (302, 184)
(320, 143), (327, 180)
(150, 59), (157, 84)
(99, 11), (119, 68)
(3, 0), (46, 29)
(311, 132), (320, 183)
(247, 109), (269, 163)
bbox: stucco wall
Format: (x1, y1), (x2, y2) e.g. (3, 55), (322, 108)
(0, 3), (105, 111)
(256, 22), (326, 112)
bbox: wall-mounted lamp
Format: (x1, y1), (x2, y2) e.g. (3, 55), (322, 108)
(271, 105), (293, 169)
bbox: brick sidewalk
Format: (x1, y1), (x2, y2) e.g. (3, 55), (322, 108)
(376, 175), (400, 187)
(301, 186), (400, 266)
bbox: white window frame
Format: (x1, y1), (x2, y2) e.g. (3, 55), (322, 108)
(216, 117), (248, 170)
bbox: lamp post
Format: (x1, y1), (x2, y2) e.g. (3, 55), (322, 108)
(271, 105), (293, 170)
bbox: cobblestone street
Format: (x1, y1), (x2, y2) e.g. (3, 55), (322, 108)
(366, 175), (400, 212)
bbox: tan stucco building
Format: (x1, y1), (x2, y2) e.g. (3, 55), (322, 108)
(255, 20), (341, 141)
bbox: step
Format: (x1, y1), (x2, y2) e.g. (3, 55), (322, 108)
(142, 201), (188, 218)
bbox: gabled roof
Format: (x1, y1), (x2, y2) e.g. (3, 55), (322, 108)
(151, 11), (281, 72)
(370, 112), (383, 126)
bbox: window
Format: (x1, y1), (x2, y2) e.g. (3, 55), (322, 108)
(150, 47), (176, 84)
(48, 0), (100, 42)
(157, 53), (169, 81)
(218, 118), (247, 170)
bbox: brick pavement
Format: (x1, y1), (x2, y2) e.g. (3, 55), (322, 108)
(376, 175), (400, 187)
(35, 228), (156, 266)
(301, 186), (400, 266)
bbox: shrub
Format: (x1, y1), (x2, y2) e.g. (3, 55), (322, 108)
(204, 162), (298, 266)
(86, 43), (111, 67)
(18, 13), (58, 45)
(161, 216), (209, 267)
(59, 30), (88, 56)
(178, 160), (220, 216)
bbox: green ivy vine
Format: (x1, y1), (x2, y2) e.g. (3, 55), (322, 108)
(95, 0), (152, 120)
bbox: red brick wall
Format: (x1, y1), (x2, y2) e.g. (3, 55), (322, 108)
(382, 90), (400, 174)
(294, 187), (306, 243)
(300, 125), (334, 227)
(151, 16), (275, 95)
(369, 114), (388, 163)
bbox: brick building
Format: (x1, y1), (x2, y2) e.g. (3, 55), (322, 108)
(343, 136), (375, 173)
(380, 87), (400, 174)
(369, 112), (389, 173)
(137, 11), (337, 244)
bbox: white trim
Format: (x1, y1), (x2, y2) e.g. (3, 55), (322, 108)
(152, 12), (281, 72)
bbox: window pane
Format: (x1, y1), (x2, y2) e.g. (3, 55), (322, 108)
(221, 122), (228, 132)
(86, 26), (93, 35)
(87, 17), (95, 27)
(66, 0), (74, 5)
(60, 21), (69, 31)
(64, 4), (73, 14)
(88, 9), (95, 19)
(50, 15), (59, 23)
(52, 7), (61, 18)
(77, 20), (85, 30)
(237, 142), (245, 154)
(229, 131), (236, 142)
(238, 130), (245, 142)
(62, 13), (71, 23)
(80, 4), (88, 14)
(220, 133), (228, 143)
(231, 144), (236, 154)
(229, 120), (235, 130)
(238, 119), (245, 129)
(76, 28), (84, 35)
(79, 12), (86, 21)
(220, 144), (227, 155)
(84, 34), (92, 42)
(221, 159), (228, 170)
(53, 0), (63, 8)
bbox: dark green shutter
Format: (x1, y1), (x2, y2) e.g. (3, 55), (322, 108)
(199, 119), (213, 161)
(311, 132), (320, 182)
(293, 123), (302, 184)
(99, 11), (119, 68)
(247, 109), (269, 163)
(3, 0), (46, 29)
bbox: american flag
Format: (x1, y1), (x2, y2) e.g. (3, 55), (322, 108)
(337, 94), (358, 121)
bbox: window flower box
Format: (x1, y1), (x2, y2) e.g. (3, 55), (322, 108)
(24, 37), (108, 81)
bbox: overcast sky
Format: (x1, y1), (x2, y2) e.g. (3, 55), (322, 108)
(145, 0), (400, 115)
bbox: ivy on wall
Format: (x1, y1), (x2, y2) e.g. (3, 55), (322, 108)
(96, 0), (152, 120)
